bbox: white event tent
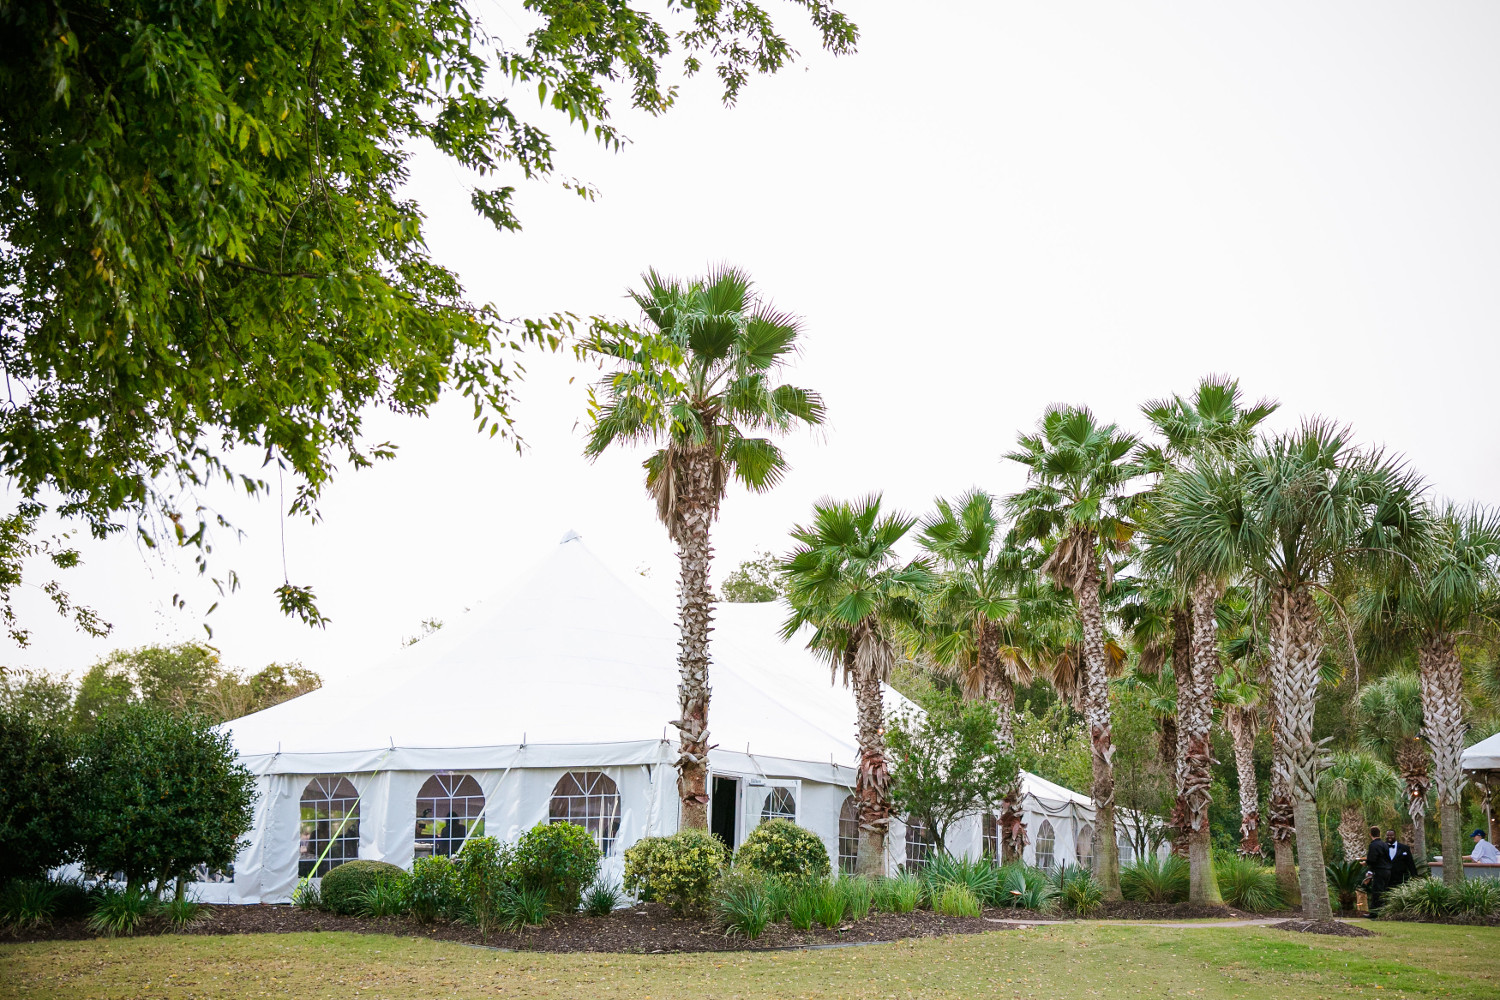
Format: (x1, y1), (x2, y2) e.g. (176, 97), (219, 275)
(207, 532), (1119, 904)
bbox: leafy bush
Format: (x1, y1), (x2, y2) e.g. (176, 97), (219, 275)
(583, 879), (623, 916)
(1050, 864), (1104, 916)
(75, 705), (256, 891)
(356, 876), (410, 918)
(1453, 877), (1500, 917)
(1119, 855), (1188, 904)
(623, 829), (727, 915)
(935, 883), (982, 917)
(1381, 877), (1456, 918)
(921, 853), (998, 906)
(839, 875), (875, 921)
(812, 880), (846, 928)
(319, 860), (407, 916)
(163, 896), (206, 929)
(457, 837), (515, 937)
(874, 871), (922, 914)
(0, 709), (81, 885)
(714, 870), (773, 939)
(87, 885), (157, 936)
(1324, 859), (1365, 914)
(1213, 855), (1283, 913)
(406, 856), (461, 923)
(0, 879), (61, 931)
(734, 820), (831, 885)
(996, 862), (1058, 913)
(512, 822), (602, 913)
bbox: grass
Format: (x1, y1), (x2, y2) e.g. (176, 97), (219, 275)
(3, 921), (1498, 999)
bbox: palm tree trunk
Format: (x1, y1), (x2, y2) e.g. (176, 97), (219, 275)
(1338, 806), (1367, 862)
(1395, 738), (1430, 863)
(1419, 633), (1465, 886)
(1276, 588), (1332, 919)
(672, 448), (718, 830)
(990, 660), (1027, 864)
(1073, 558), (1121, 901)
(850, 637), (892, 877)
(1226, 708), (1262, 856)
(1185, 577), (1224, 905)
(1265, 594), (1301, 906)
(1168, 608), (1192, 858)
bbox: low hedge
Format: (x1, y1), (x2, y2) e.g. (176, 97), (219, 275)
(734, 820), (830, 884)
(319, 860), (406, 915)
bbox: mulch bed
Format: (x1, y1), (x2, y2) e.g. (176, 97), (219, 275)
(0, 900), (1293, 953)
(1376, 912), (1500, 927)
(1269, 919), (1375, 937)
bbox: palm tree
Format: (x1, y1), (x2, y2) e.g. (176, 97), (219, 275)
(1318, 751), (1402, 861)
(586, 266), (826, 829)
(1215, 665), (1265, 857)
(1138, 376), (1275, 905)
(1354, 672), (1430, 862)
(1006, 405), (1140, 901)
(1374, 504), (1500, 884)
(1149, 420), (1425, 918)
(781, 494), (932, 876)
(916, 490), (1029, 861)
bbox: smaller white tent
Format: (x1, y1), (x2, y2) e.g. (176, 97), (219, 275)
(1462, 731), (1500, 771)
(207, 532), (1116, 903)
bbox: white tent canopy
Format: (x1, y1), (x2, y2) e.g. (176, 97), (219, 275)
(211, 532), (1109, 903)
(1462, 731), (1500, 771)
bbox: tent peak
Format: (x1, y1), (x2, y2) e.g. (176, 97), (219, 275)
(559, 529), (583, 544)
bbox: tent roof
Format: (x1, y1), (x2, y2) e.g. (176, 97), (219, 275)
(223, 532), (915, 777)
(1463, 730), (1500, 771)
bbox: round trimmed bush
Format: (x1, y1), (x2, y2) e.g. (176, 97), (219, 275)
(512, 822), (602, 912)
(319, 859), (406, 915)
(623, 828), (727, 914)
(734, 819), (830, 884)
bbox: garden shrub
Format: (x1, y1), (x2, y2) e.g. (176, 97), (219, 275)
(787, 884), (817, 929)
(934, 882), (982, 917)
(163, 896), (206, 928)
(1119, 854), (1188, 904)
(0, 709), (81, 886)
(512, 822), (602, 913)
(496, 885), (553, 929)
(406, 856), (462, 923)
(996, 862), (1058, 913)
(583, 879), (623, 916)
(714, 869), (773, 939)
(1381, 877), (1456, 918)
(920, 853), (998, 905)
(456, 836), (515, 936)
(87, 884), (157, 937)
(838, 875), (875, 921)
(734, 819), (830, 885)
(319, 860), (407, 916)
(0, 879), (61, 931)
(356, 876), (409, 918)
(874, 871), (922, 913)
(812, 880), (846, 928)
(623, 828), (727, 914)
(1050, 864), (1103, 916)
(1453, 877), (1500, 918)
(1213, 854), (1283, 913)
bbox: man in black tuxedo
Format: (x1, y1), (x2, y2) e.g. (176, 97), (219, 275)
(1364, 824), (1392, 915)
(1384, 829), (1418, 887)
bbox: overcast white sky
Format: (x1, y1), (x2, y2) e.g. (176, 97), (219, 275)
(7, 1), (1500, 682)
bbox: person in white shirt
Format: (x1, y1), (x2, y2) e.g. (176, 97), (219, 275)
(1467, 829), (1500, 864)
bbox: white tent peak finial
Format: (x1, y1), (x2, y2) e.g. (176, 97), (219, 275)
(559, 529), (583, 544)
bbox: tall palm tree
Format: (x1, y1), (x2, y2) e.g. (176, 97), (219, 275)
(1355, 672), (1430, 862)
(1318, 751), (1402, 861)
(1139, 376), (1275, 904)
(1006, 405), (1139, 900)
(916, 490), (1029, 860)
(1374, 504), (1500, 884)
(586, 266), (826, 828)
(781, 495), (932, 876)
(1149, 420), (1425, 918)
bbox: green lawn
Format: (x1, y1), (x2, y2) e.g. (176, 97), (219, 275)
(2, 922), (1497, 1000)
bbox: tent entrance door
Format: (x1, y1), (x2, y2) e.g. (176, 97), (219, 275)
(710, 776), (739, 851)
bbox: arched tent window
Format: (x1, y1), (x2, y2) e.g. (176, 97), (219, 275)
(1075, 822), (1094, 870)
(838, 796), (859, 874)
(981, 813), (999, 861)
(416, 773), (485, 858)
(299, 776), (359, 877)
(760, 787), (796, 824)
(905, 815), (936, 873)
(1034, 819), (1056, 870)
(549, 771), (622, 856)
(1118, 828), (1136, 865)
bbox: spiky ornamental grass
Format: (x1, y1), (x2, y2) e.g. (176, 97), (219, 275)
(583, 880), (623, 917)
(1212, 854), (1284, 913)
(1050, 864), (1105, 916)
(714, 871), (773, 939)
(1119, 855), (1189, 904)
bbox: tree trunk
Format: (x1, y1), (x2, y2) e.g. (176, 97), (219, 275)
(1185, 578), (1224, 905)
(1168, 607), (1191, 857)
(1395, 737), (1430, 863)
(850, 637), (892, 878)
(1226, 708), (1262, 856)
(671, 447), (719, 830)
(1338, 806), (1367, 862)
(1277, 588), (1332, 918)
(991, 662), (1027, 864)
(1265, 593), (1301, 906)
(1419, 633), (1465, 886)
(1072, 556), (1121, 901)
